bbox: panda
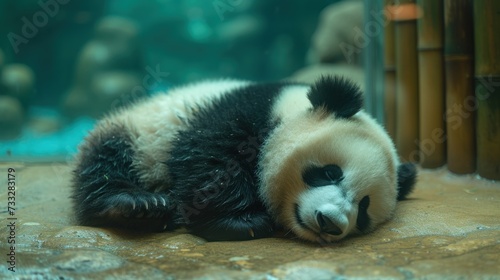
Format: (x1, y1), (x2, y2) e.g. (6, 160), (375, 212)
(71, 76), (416, 244)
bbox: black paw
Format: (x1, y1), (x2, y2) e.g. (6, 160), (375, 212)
(397, 163), (417, 200)
(77, 190), (177, 231)
(190, 211), (275, 241)
(98, 191), (172, 219)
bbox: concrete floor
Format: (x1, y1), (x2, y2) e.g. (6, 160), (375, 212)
(0, 163), (499, 279)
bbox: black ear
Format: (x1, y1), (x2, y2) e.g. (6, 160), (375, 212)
(397, 163), (417, 201)
(307, 75), (363, 118)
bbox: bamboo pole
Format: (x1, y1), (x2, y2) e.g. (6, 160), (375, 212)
(393, 0), (419, 162)
(444, 0), (475, 174)
(364, 0), (386, 123)
(416, 0), (445, 168)
(384, 0), (396, 140)
(474, 0), (500, 180)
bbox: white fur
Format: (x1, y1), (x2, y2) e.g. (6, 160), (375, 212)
(259, 87), (399, 243)
(270, 85), (311, 123)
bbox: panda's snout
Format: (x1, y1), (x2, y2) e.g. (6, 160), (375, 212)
(316, 211), (343, 235)
(297, 186), (357, 240)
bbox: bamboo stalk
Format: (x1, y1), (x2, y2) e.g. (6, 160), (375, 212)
(364, 0), (386, 123)
(384, 0), (396, 140)
(444, 0), (475, 174)
(416, 0), (445, 168)
(474, 0), (500, 180)
(393, 0), (419, 162)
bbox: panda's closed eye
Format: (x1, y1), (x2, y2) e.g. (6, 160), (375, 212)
(303, 164), (344, 187)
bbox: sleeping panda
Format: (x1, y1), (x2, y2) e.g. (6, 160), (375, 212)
(71, 76), (416, 243)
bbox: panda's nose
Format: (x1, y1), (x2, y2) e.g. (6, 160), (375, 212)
(316, 211), (343, 235)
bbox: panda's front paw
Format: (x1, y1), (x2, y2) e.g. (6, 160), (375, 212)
(191, 211), (274, 241)
(240, 212), (274, 238)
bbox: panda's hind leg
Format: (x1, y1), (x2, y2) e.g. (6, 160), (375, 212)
(71, 123), (176, 232)
(77, 184), (176, 231)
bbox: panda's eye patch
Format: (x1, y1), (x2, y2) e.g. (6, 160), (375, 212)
(303, 164), (344, 187)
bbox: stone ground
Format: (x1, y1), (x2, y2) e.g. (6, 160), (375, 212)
(0, 162), (499, 280)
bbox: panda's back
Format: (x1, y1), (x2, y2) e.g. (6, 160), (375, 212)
(79, 79), (309, 191)
(165, 81), (304, 192)
(118, 79), (253, 187)
(71, 78), (309, 235)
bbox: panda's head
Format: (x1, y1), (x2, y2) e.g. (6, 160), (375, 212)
(259, 76), (416, 243)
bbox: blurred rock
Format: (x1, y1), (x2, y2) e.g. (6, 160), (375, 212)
(1, 63), (35, 106)
(63, 71), (143, 119)
(73, 41), (116, 87)
(216, 15), (265, 42)
(94, 16), (139, 46)
(73, 41), (142, 88)
(308, 0), (364, 65)
(62, 87), (91, 119)
(45, 226), (115, 250)
(289, 63), (365, 90)
(161, 234), (207, 250)
(53, 249), (124, 273)
(0, 95), (24, 140)
(89, 71), (143, 117)
(62, 16), (145, 118)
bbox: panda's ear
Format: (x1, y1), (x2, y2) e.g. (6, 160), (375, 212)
(307, 75), (363, 118)
(397, 163), (417, 201)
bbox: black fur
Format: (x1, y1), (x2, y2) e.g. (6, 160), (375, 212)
(397, 163), (417, 200)
(72, 124), (175, 232)
(307, 75), (363, 118)
(166, 83), (287, 241)
(71, 82), (288, 240)
(356, 195), (371, 232)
